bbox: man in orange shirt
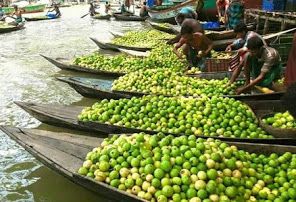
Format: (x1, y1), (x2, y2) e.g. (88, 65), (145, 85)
(173, 23), (213, 71)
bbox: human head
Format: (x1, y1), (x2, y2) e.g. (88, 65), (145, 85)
(247, 36), (264, 57)
(180, 22), (194, 40)
(176, 13), (192, 25)
(282, 82), (296, 118)
(143, 1), (147, 5)
(106, 2), (109, 4)
(234, 22), (248, 39)
(13, 5), (18, 10)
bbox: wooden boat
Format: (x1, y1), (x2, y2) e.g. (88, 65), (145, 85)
(40, 55), (124, 77)
(109, 31), (124, 38)
(91, 14), (111, 20)
(148, 0), (196, 24)
(0, 23), (25, 34)
(90, 37), (152, 52)
(147, 20), (179, 34)
(15, 100), (296, 144)
(22, 4), (47, 14)
(57, 76), (285, 101)
(3, 4), (46, 14)
(24, 16), (60, 21)
(2, 127), (296, 202)
(0, 126), (141, 202)
(113, 13), (148, 21)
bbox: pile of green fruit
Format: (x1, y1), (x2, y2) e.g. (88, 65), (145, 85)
(112, 69), (243, 97)
(186, 67), (201, 74)
(262, 111), (296, 129)
(111, 30), (173, 48)
(211, 51), (233, 60)
(73, 44), (185, 73)
(78, 95), (271, 139)
(78, 133), (296, 201)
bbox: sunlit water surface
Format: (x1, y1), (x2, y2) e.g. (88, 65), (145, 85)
(0, 5), (145, 201)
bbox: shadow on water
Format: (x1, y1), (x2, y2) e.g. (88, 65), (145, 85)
(0, 5), (146, 201)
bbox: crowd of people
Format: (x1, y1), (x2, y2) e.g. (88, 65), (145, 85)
(168, 0), (295, 97)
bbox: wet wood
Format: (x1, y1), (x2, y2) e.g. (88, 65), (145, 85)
(0, 126), (141, 202)
(113, 14), (148, 21)
(41, 55), (125, 78)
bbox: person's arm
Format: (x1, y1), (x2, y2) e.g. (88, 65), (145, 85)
(167, 34), (181, 45)
(229, 62), (243, 84)
(236, 71), (266, 94)
(173, 39), (185, 59)
(216, 1), (221, 18)
(224, 0), (230, 14)
(199, 35), (213, 57)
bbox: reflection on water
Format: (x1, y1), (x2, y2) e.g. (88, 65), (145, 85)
(0, 5), (145, 201)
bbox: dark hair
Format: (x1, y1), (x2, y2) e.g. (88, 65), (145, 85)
(282, 82), (296, 118)
(246, 36), (264, 50)
(143, 2), (147, 5)
(181, 23), (194, 35)
(106, 2), (109, 4)
(234, 22), (247, 33)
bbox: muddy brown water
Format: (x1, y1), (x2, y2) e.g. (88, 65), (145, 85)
(0, 5), (146, 202)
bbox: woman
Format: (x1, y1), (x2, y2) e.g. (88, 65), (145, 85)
(225, 0), (244, 29)
(284, 33), (296, 87)
(216, 0), (229, 22)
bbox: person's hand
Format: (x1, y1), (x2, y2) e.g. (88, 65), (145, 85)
(225, 45), (232, 52)
(236, 87), (245, 95)
(197, 51), (205, 58)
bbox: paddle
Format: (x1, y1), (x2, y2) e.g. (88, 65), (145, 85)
(81, 12), (90, 18)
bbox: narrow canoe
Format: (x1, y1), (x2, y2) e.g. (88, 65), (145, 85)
(0, 126), (140, 202)
(113, 14), (148, 21)
(148, 0), (196, 24)
(147, 20), (179, 34)
(91, 14), (111, 20)
(40, 55), (125, 78)
(15, 101), (296, 144)
(57, 76), (285, 101)
(2, 127), (296, 202)
(109, 31), (124, 38)
(0, 23), (25, 34)
(22, 4), (47, 14)
(90, 37), (151, 52)
(24, 16), (59, 21)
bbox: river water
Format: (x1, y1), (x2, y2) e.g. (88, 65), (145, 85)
(0, 5), (145, 202)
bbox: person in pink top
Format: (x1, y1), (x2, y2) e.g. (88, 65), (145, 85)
(284, 33), (296, 87)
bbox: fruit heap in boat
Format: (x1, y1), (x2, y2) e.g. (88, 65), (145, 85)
(78, 133), (296, 201)
(78, 96), (271, 139)
(73, 44), (185, 73)
(112, 69), (244, 97)
(111, 30), (174, 48)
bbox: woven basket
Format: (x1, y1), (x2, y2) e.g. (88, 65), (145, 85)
(259, 113), (296, 138)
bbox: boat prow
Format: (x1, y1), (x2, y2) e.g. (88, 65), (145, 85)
(0, 126), (144, 202)
(40, 54), (124, 77)
(89, 37), (120, 51)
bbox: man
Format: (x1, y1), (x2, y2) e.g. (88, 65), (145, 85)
(225, 0), (244, 29)
(179, 6), (197, 19)
(216, 0), (229, 23)
(139, 2), (148, 17)
(0, 4), (5, 21)
(284, 33), (296, 87)
(233, 36), (282, 95)
(173, 23), (213, 70)
(89, 2), (97, 16)
(282, 83), (296, 118)
(105, 2), (111, 14)
(47, 4), (61, 18)
(226, 22), (266, 74)
(10, 5), (22, 25)
(167, 16), (203, 45)
(226, 22), (265, 52)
